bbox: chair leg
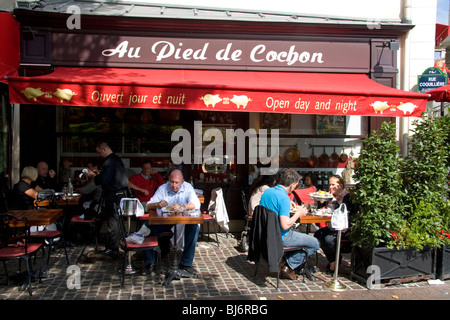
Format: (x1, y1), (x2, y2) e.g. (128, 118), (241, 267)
(121, 250), (127, 288)
(74, 221), (99, 264)
(61, 237), (70, 265)
(24, 257), (33, 296)
(155, 248), (161, 284)
(3, 261), (9, 286)
(277, 269), (280, 290)
(211, 220), (219, 247)
(46, 239), (53, 266)
(45, 237), (69, 266)
(75, 241), (88, 265)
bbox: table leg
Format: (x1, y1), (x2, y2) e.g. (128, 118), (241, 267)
(324, 229), (347, 291)
(124, 215), (138, 274)
(162, 224), (197, 287)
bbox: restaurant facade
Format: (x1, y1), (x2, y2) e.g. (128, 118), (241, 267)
(1, 1), (435, 230)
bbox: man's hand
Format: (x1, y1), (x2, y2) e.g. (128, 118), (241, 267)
(158, 200), (168, 208)
(172, 204), (185, 211)
(49, 169), (56, 179)
(86, 169), (97, 178)
(295, 205), (308, 218)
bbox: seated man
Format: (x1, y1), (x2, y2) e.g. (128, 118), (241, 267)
(260, 169), (320, 281)
(128, 161), (164, 203)
(142, 169), (201, 276)
(31, 161), (58, 191)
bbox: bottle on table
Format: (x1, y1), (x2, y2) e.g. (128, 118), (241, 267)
(68, 178), (73, 197)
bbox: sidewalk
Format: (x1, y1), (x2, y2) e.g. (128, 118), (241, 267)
(0, 233), (449, 301)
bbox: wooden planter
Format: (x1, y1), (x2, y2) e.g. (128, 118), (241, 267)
(436, 245), (450, 280)
(350, 246), (436, 285)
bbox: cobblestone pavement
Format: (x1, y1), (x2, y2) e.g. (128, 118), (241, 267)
(0, 233), (449, 301)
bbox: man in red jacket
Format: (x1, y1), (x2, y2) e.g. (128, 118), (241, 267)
(128, 161), (164, 202)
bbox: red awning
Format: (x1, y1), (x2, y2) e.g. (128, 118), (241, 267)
(427, 84), (450, 102)
(0, 13), (20, 84)
(7, 67), (428, 117)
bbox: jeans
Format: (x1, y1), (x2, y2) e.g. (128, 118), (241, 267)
(282, 229), (320, 270)
(143, 222), (199, 267)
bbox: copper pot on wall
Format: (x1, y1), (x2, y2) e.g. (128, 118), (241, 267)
(339, 147), (348, 163)
(330, 146), (340, 162)
(309, 147), (319, 168)
(284, 147), (300, 163)
(319, 146), (329, 165)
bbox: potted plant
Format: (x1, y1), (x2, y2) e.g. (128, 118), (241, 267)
(434, 116), (450, 280)
(349, 117), (449, 285)
(404, 116), (450, 280)
(350, 122), (406, 249)
(436, 200), (450, 280)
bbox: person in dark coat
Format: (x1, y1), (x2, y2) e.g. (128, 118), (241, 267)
(31, 161), (58, 191)
(86, 141), (129, 257)
(247, 205), (284, 273)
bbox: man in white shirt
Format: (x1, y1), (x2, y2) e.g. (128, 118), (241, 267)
(143, 169), (200, 276)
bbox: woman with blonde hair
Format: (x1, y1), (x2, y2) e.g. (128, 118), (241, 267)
(11, 166), (42, 210)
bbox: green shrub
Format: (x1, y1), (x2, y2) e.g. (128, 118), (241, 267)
(350, 122), (405, 248)
(350, 116), (449, 250)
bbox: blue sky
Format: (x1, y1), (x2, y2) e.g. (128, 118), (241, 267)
(437, 0), (449, 24)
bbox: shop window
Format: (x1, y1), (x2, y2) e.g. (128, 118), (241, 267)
(59, 106), (182, 155)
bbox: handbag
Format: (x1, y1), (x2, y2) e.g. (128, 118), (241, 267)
(331, 203), (348, 231)
(36, 189), (55, 202)
(35, 189), (56, 208)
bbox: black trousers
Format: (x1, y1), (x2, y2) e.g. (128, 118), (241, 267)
(314, 227), (351, 263)
(101, 190), (127, 251)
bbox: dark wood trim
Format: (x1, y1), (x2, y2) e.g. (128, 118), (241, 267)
(13, 9), (414, 38)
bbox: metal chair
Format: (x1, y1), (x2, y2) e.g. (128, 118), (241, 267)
(200, 210), (219, 246)
(248, 205), (310, 290)
(30, 228), (69, 266)
(70, 197), (104, 264)
(115, 205), (161, 288)
(200, 187), (229, 246)
(30, 190), (69, 266)
(0, 214), (43, 296)
(240, 187), (251, 252)
(70, 214), (100, 264)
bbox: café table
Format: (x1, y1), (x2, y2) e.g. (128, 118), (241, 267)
(5, 208), (66, 278)
(138, 193), (205, 223)
(55, 194), (82, 207)
(147, 208), (203, 287)
(6, 209), (63, 227)
(299, 214), (332, 234)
